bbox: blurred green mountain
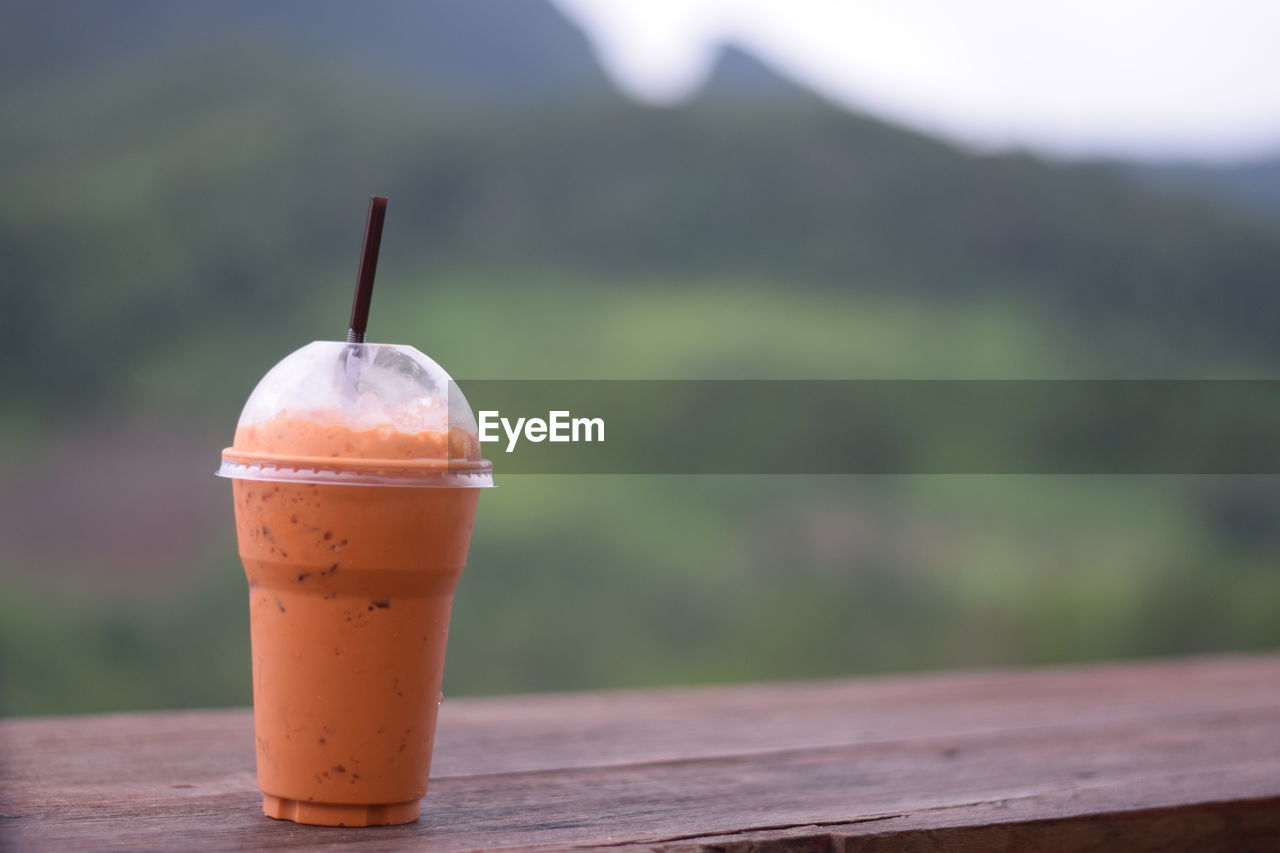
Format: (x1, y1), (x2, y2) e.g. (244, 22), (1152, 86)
(0, 0), (610, 100)
(1123, 159), (1280, 222)
(4, 2), (1280, 717)
(0, 0), (829, 103)
(5, 17), (1280, 419)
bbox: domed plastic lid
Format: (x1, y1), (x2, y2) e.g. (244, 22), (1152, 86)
(218, 341), (492, 488)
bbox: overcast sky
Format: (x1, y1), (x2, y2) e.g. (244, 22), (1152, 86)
(552, 0), (1278, 163)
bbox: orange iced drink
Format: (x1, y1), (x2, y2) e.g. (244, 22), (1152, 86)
(220, 342), (492, 827)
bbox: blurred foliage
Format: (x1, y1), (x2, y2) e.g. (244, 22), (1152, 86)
(6, 46), (1280, 416)
(2, 5), (1280, 715)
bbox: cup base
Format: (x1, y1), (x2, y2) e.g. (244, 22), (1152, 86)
(262, 794), (421, 827)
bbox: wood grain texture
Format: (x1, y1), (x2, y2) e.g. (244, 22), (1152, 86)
(2, 654), (1278, 851)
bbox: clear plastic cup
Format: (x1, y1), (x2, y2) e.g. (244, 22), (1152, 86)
(218, 341), (491, 826)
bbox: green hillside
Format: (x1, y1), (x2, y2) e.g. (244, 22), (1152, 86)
(7, 45), (1280, 419)
(1124, 158), (1280, 222)
(3, 9), (1280, 715)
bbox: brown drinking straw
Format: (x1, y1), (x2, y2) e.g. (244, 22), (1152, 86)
(346, 195), (388, 344)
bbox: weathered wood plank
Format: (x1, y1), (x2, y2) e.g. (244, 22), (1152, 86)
(589, 764), (1280, 853)
(2, 654), (1278, 851)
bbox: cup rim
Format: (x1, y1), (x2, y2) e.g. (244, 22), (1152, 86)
(219, 448), (494, 488)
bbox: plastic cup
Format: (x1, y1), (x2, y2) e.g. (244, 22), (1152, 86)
(218, 341), (492, 826)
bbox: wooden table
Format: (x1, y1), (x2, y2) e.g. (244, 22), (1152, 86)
(3, 654), (1279, 851)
